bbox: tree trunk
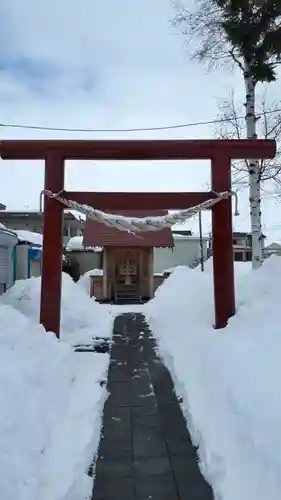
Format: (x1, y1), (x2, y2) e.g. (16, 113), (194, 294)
(244, 60), (262, 270)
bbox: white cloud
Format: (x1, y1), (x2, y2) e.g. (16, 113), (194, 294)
(0, 0), (280, 241)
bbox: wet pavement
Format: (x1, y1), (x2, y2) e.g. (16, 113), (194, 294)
(91, 313), (214, 500)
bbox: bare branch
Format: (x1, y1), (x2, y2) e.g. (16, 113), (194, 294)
(171, 0), (240, 70)
(172, 0), (281, 82)
(213, 88), (281, 190)
(229, 48), (244, 71)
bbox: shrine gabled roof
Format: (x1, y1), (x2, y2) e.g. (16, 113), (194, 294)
(83, 210), (174, 248)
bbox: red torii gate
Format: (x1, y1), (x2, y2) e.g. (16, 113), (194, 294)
(0, 139), (276, 337)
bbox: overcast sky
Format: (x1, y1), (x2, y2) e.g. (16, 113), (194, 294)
(0, 0), (281, 241)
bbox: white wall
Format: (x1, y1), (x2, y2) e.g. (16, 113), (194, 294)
(15, 245), (29, 279)
(66, 251), (102, 275)
(7, 247), (15, 289)
(153, 238), (208, 273)
(0, 231), (18, 291)
(0, 247), (15, 292)
(30, 260), (41, 277)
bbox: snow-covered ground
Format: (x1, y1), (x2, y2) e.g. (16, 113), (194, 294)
(146, 257), (281, 500)
(0, 273), (114, 500)
(2, 257), (281, 500)
(78, 269), (104, 296)
(2, 272), (114, 345)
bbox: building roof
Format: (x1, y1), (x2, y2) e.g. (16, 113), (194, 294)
(0, 209), (84, 222)
(0, 228), (18, 247)
(0, 224), (18, 240)
(264, 242), (281, 250)
(83, 210), (174, 248)
(173, 233), (209, 241)
(15, 230), (43, 247)
(172, 229), (192, 236)
(233, 231), (266, 239)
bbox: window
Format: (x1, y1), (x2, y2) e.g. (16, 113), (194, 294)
(234, 251), (243, 262)
(63, 227), (69, 237)
(233, 236), (248, 246)
(246, 251), (252, 262)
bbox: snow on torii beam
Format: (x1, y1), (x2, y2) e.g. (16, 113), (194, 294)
(0, 138), (276, 337)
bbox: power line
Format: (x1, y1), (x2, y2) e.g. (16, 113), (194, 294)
(1, 107), (281, 134)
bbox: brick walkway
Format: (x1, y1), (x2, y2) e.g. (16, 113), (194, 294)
(91, 313), (214, 500)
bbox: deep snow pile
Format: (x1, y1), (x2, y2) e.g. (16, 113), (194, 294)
(1, 272), (113, 344)
(78, 269), (104, 296)
(0, 302), (108, 500)
(197, 256), (252, 274)
(146, 256), (281, 500)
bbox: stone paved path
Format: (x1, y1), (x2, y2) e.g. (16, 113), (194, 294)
(91, 313), (214, 500)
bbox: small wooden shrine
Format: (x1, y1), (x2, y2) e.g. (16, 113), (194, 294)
(83, 210), (174, 302)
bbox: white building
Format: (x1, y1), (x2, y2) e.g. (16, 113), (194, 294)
(264, 242), (281, 258)
(153, 233), (209, 273)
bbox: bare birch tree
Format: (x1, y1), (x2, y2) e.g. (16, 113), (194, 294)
(215, 90), (281, 194)
(172, 0), (281, 269)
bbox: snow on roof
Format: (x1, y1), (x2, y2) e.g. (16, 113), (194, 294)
(66, 236), (102, 252)
(0, 209), (40, 214)
(0, 208), (85, 222)
(265, 242), (281, 250)
(0, 223), (19, 239)
(15, 230), (43, 247)
(173, 233), (209, 241)
(67, 210), (85, 222)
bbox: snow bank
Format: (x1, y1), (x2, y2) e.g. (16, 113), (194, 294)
(78, 269), (104, 295)
(146, 255), (281, 500)
(0, 302), (108, 500)
(195, 256), (252, 276)
(1, 273), (114, 344)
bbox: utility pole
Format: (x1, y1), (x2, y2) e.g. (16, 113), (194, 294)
(39, 190), (44, 212)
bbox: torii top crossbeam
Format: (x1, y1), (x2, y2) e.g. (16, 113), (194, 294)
(0, 138), (276, 160)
